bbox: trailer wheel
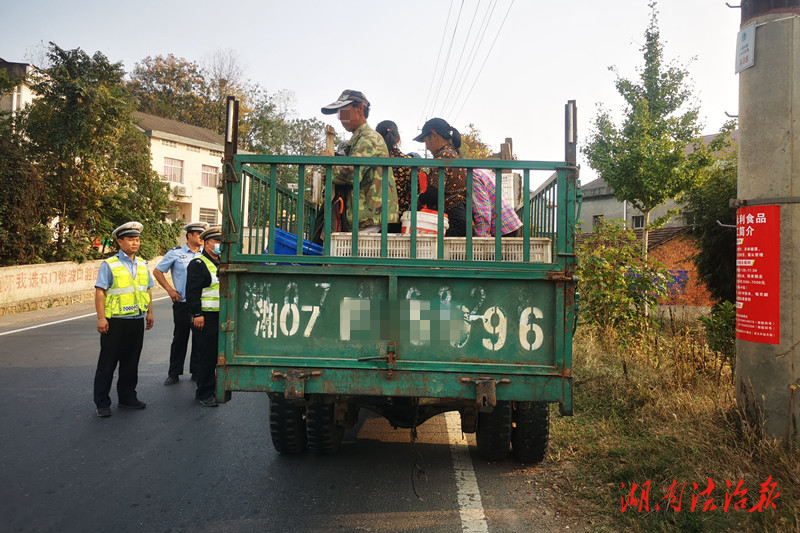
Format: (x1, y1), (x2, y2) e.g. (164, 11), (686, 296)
(476, 401), (512, 461)
(268, 395), (307, 454)
(306, 401), (343, 455)
(511, 402), (549, 463)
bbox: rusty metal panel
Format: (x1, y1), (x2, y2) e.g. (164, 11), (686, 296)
(216, 365), (572, 409)
(229, 272), (560, 371)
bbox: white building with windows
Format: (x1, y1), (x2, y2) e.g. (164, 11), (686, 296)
(578, 177), (683, 231)
(0, 59), (39, 115)
(133, 112), (224, 229)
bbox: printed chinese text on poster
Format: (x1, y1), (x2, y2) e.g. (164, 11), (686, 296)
(736, 205), (780, 344)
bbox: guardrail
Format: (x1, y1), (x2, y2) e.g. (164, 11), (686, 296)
(222, 155), (578, 274)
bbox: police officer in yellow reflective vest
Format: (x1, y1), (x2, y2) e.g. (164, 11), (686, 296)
(93, 222), (155, 418)
(185, 226), (222, 407)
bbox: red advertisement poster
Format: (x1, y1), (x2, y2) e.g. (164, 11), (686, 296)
(736, 205), (780, 344)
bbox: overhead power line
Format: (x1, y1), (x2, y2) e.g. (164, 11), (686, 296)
(442, 0), (498, 119)
(436, 0), (483, 118)
(418, 0), (455, 128)
(428, 0), (466, 121)
(452, 0), (515, 124)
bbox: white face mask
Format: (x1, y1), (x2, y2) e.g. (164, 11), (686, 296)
(212, 243), (221, 256)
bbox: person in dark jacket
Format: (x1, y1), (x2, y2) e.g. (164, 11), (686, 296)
(185, 226), (222, 407)
(376, 120), (413, 216)
(413, 118), (467, 236)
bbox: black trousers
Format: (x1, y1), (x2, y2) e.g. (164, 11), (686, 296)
(167, 302), (200, 377)
(446, 204), (467, 237)
(194, 312), (219, 400)
(93, 317), (144, 408)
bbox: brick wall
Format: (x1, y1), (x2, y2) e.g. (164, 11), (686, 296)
(650, 235), (716, 308)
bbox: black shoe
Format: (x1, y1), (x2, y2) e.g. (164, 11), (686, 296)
(96, 406), (112, 418)
(197, 396), (217, 407)
(119, 400), (147, 409)
(163, 376), (180, 386)
(190, 373), (197, 382)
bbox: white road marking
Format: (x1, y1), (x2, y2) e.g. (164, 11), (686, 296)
(445, 411), (490, 533)
(0, 296), (170, 337)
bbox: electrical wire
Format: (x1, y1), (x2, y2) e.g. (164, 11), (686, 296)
(428, 0), (466, 121)
(452, 0), (515, 124)
(436, 0), (483, 117)
(418, 0), (455, 128)
(443, 0), (498, 119)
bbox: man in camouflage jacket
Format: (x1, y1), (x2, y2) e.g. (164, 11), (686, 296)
(321, 90), (398, 231)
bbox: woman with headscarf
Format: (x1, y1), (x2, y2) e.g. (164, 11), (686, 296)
(413, 118), (467, 237)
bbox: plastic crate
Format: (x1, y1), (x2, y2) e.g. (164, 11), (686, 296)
(265, 228), (323, 256)
(443, 237), (552, 262)
(330, 233), (439, 259)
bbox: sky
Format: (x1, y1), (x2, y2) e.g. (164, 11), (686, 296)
(1, 0), (742, 187)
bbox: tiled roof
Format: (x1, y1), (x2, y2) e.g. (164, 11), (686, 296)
(577, 225), (692, 252)
(581, 177), (608, 190)
(635, 226), (692, 250)
(132, 111), (224, 147)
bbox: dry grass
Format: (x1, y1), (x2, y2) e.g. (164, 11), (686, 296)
(548, 324), (800, 532)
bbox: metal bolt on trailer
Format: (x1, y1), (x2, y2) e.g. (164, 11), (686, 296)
(215, 97), (581, 461)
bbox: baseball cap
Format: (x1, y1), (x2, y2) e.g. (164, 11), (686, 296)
(321, 90), (370, 115)
(413, 118), (451, 143)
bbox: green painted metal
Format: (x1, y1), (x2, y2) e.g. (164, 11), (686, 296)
(239, 164), (318, 254)
(218, 366), (572, 412)
(217, 153), (579, 414)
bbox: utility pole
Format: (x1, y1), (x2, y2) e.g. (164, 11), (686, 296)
(736, 0), (800, 438)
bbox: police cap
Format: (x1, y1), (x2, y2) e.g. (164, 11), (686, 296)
(200, 226), (222, 241)
(184, 221), (208, 234)
(112, 221), (143, 239)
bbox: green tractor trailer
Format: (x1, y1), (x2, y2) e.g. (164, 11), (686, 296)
(214, 98), (581, 462)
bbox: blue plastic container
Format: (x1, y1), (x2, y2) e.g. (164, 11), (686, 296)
(266, 228), (323, 256)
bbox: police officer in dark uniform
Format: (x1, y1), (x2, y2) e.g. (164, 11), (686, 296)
(93, 221), (155, 418)
(153, 221), (207, 385)
(185, 226), (222, 407)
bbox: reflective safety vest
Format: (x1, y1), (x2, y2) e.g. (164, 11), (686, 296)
(104, 255), (151, 318)
(199, 255), (220, 312)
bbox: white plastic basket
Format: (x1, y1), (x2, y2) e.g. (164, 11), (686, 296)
(330, 233), (439, 259)
(443, 237), (552, 263)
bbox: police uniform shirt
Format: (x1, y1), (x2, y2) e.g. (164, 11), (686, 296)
(155, 245), (203, 302)
(95, 250), (155, 319)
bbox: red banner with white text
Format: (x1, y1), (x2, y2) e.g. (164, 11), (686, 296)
(736, 205), (780, 344)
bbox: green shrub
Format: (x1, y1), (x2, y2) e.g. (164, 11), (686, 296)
(577, 219), (673, 341)
(698, 300), (736, 379)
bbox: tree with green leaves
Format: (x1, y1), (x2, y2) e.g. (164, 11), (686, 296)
(243, 90), (328, 187)
(681, 123), (737, 304)
(127, 54), (218, 131)
(460, 123), (492, 159)
(99, 119), (180, 259)
(127, 52), (257, 143)
(22, 43), (175, 262)
(582, 2), (720, 258)
(0, 71), (52, 265)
